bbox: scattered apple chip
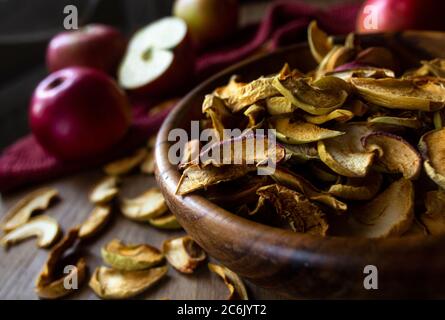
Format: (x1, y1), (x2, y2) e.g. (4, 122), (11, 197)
(266, 96), (296, 115)
(347, 179), (414, 238)
(419, 190), (445, 235)
(140, 150), (156, 174)
(35, 228), (87, 299)
(317, 123), (376, 177)
(362, 132), (422, 179)
(214, 75), (278, 113)
(270, 117), (344, 144)
(328, 171), (383, 200)
(121, 188), (168, 221)
(420, 58), (445, 78)
(89, 176), (119, 204)
(101, 239), (164, 271)
(162, 236), (206, 274)
(1, 187), (58, 232)
(148, 212), (182, 230)
(307, 20), (333, 63)
(257, 184), (329, 235)
(419, 128), (445, 189)
(208, 263), (248, 300)
(273, 75), (348, 115)
(272, 167), (347, 212)
(351, 78), (445, 111)
(0, 216), (61, 249)
(176, 164), (255, 195)
(303, 109), (354, 125)
(78, 206), (112, 239)
(368, 115), (422, 129)
(104, 148), (148, 176)
(89, 265), (168, 299)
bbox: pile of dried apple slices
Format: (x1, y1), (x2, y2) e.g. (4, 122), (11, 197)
(176, 21), (445, 239)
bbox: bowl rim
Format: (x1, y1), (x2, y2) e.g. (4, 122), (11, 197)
(155, 43), (445, 266)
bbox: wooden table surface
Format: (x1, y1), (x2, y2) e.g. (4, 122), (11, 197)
(0, 171), (287, 300)
(0, 0), (361, 300)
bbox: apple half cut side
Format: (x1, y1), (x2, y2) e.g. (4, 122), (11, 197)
(119, 17), (195, 96)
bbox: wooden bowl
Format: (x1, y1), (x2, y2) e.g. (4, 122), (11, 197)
(155, 32), (445, 299)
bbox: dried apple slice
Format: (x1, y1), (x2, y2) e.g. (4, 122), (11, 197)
(327, 67), (395, 81)
(104, 148), (148, 176)
(362, 132), (421, 179)
(202, 94), (236, 140)
(368, 115), (422, 129)
(257, 184), (329, 235)
(315, 46), (356, 78)
(303, 109), (354, 125)
(347, 179), (414, 238)
(199, 132), (285, 167)
(273, 75), (348, 115)
(328, 171), (383, 200)
(419, 190), (445, 235)
(419, 128), (445, 189)
(317, 123), (376, 177)
(244, 104), (265, 129)
(162, 236), (206, 273)
(35, 228), (87, 299)
(420, 58), (445, 78)
(351, 78), (445, 111)
(266, 96), (296, 115)
(214, 75), (278, 113)
(309, 162), (338, 182)
(79, 206), (112, 239)
(2, 187), (58, 232)
(89, 176), (119, 204)
(270, 117), (344, 144)
(148, 212), (182, 230)
(89, 265), (168, 299)
(121, 188), (168, 221)
(307, 20), (333, 63)
(176, 164), (255, 195)
(403, 219), (428, 237)
(1, 216), (61, 249)
(178, 139), (201, 169)
(283, 143), (319, 162)
(271, 167), (347, 212)
(208, 263), (248, 300)
(101, 239), (164, 271)
(140, 150), (155, 174)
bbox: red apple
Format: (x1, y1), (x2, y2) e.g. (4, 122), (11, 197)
(356, 0), (445, 33)
(29, 67), (131, 160)
(173, 0), (239, 48)
(46, 24), (127, 74)
(118, 17), (195, 96)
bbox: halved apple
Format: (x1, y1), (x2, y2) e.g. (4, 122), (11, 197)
(118, 17), (194, 96)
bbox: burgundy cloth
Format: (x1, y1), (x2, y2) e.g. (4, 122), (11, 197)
(0, 1), (360, 192)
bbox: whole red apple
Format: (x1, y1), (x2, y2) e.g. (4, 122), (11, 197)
(173, 0), (239, 48)
(30, 67), (131, 160)
(356, 0), (445, 33)
(46, 24), (127, 74)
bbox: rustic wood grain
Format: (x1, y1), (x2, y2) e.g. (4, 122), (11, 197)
(0, 171), (286, 299)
